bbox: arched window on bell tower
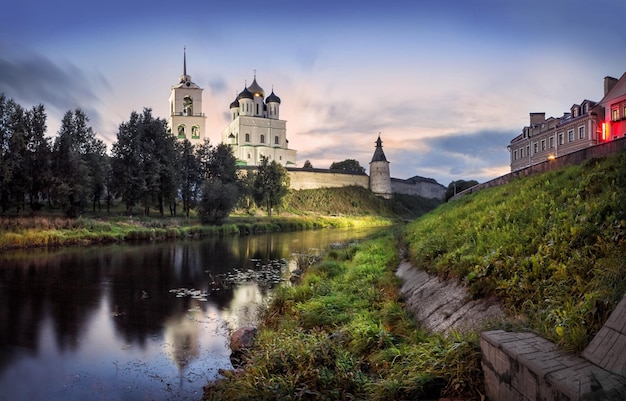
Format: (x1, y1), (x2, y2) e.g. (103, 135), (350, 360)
(177, 125), (186, 139)
(183, 96), (193, 116)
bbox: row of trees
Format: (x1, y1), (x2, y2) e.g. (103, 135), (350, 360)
(0, 95), (289, 222)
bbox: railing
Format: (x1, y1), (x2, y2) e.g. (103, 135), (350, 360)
(171, 112), (206, 117)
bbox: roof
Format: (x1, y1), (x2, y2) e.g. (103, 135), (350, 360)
(266, 91), (281, 104)
(247, 78), (264, 97)
(237, 87), (253, 100)
(370, 135), (388, 163)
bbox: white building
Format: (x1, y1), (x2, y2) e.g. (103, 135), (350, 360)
(221, 76), (297, 166)
(168, 49), (206, 144)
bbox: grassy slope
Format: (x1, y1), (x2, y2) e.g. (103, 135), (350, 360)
(282, 185), (442, 220)
(405, 151), (626, 352)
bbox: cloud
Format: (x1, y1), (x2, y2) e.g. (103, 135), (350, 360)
(0, 53), (110, 135)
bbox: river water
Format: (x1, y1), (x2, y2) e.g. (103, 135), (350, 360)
(0, 227), (383, 401)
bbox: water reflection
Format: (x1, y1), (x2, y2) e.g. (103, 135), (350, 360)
(0, 227), (383, 400)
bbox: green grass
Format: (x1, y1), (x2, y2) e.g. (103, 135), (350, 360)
(0, 185), (438, 250)
(204, 230), (484, 401)
(404, 151), (626, 352)
(282, 185), (441, 219)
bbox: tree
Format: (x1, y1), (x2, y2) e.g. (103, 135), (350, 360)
(51, 109), (105, 216)
(110, 108), (174, 216)
(445, 179), (479, 201)
(198, 143), (240, 224)
(24, 104), (52, 212)
(253, 156), (290, 217)
(5, 103), (29, 213)
(303, 159), (313, 169)
(179, 139), (201, 218)
(0, 97), (52, 213)
(110, 111), (143, 214)
(0, 95), (12, 212)
(330, 159), (365, 174)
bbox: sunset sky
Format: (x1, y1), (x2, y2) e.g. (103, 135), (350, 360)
(2, 0), (626, 185)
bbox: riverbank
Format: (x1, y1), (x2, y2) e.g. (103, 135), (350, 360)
(203, 229), (485, 401)
(0, 214), (394, 251)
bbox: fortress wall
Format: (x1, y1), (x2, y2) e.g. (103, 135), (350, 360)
(285, 168), (445, 199)
(391, 180), (446, 200)
(287, 169), (369, 191)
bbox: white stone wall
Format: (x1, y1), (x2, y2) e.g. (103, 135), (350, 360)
(288, 170), (370, 190)
(391, 180), (446, 200)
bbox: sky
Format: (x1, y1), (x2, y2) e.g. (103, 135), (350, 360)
(1, 0), (626, 186)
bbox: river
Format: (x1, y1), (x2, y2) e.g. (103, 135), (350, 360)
(0, 227), (383, 401)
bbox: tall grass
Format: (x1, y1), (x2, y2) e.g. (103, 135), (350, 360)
(404, 151), (626, 352)
(204, 230), (484, 401)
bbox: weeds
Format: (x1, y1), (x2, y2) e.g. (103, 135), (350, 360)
(204, 232), (484, 401)
(405, 150), (626, 352)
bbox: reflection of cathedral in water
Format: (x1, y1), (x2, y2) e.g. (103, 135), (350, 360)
(163, 306), (201, 373)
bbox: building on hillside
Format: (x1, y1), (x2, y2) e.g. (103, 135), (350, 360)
(221, 75), (297, 167)
(168, 49), (206, 144)
(508, 72), (626, 171)
(369, 134), (392, 199)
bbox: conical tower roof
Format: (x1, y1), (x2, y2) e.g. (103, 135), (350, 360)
(370, 134), (388, 163)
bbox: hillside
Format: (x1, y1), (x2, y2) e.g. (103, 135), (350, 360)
(282, 185), (442, 219)
(404, 151), (626, 352)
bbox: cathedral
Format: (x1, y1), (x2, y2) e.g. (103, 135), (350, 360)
(169, 52), (297, 166)
(220, 75), (297, 167)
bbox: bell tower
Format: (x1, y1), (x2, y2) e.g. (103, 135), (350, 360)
(168, 48), (206, 144)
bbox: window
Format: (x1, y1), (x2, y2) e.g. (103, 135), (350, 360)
(514, 150), (518, 160)
(549, 136), (554, 148)
(256, 104), (259, 115)
(247, 153), (251, 159)
(578, 126), (585, 139)
(559, 133), (564, 145)
(177, 125), (185, 139)
(612, 108), (619, 121)
(520, 148), (524, 158)
(623, 105), (626, 119)
(192, 126), (199, 139)
(541, 139), (546, 151)
(526, 145), (530, 156)
(260, 135), (265, 143)
(183, 96), (193, 116)
(245, 133), (250, 142)
(533, 142), (538, 154)
(568, 130), (574, 142)
(274, 136), (279, 145)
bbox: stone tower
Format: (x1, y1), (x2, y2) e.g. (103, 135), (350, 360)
(221, 74), (296, 167)
(168, 48), (206, 144)
(369, 134), (392, 199)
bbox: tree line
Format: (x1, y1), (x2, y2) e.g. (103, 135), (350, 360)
(0, 95), (289, 223)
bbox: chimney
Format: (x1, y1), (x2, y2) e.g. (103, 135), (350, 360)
(604, 76), (618, 96)
(529, 112), (546, 126)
